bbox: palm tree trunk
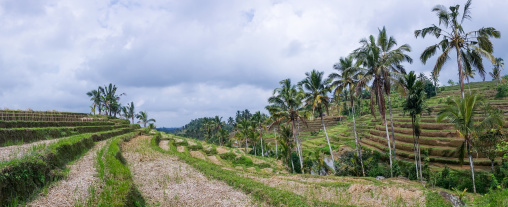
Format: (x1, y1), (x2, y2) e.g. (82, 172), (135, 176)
(418, 136), (423, 181)
(321, 115), (335, 166)
(467, 140), (477, 193)
(291, 119), (297, 173)
(275, 129), (278, 159)
(245, 136), (248, 154)
(412, 116), (419, 180)
(261, 135), (264, 157)
(377, 85), (393, 177)
(456, 47), (465, 99)
(296, 121), (304, 174)
(352, 100), (365, 176)
(388, 94), (396, 160)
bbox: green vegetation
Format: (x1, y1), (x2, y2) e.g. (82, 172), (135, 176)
(92, 132), (145, 206)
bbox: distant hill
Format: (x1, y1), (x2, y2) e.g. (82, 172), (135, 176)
(156, 127), (181, 133)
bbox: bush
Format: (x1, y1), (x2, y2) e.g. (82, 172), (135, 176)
(219, 152), (236, 160)
(428, 165), (492, 194)
(233, 156), (254, 166)
(496, 83), (508, 98)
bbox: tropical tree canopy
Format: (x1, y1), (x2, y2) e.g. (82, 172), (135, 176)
(415, 0), (501, 98)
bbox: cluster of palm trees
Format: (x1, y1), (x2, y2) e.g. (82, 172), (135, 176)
(86, 83), (126, 117)
(263, 0), (503, 184)
(201, 116), (230, 146)
(234, 112), (270, 157)
(86, 84), (156, 127)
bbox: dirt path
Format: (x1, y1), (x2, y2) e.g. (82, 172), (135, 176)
(27, 140), (107, 206)
(122, 136), (257, 206)
(0, 139), (60, 161)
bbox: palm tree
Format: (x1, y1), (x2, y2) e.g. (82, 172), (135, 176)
(415, 0), (500, 99)
(125, 102), (135, 124)
(277, 124), (295, 173)
(431, 71), (439, 95)
(299, 70), (335, 164)
(267, 79), (307, 173)
(400, 71), (426, 181)
(235, 118), (251, 153)
(252, 112), (267, 157)
(448, 79), (455, 86)
(329, 55), (365, 176)
(437, 94), (503, 193)
(490, 57), (504, 86)
(136, 111), (156, 127)
(86, 87), (103, 115)
(354, 27), (412, 177)
(102, 83), (126, 116)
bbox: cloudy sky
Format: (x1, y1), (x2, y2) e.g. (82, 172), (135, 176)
(1, 0), (507, 127)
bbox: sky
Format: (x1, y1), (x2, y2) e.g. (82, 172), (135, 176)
(1, 0), (507, 127)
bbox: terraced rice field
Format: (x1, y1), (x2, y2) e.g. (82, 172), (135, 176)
(359, 81), (508, 170)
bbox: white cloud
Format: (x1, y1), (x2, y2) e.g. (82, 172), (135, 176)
(0, 0), (507, 126)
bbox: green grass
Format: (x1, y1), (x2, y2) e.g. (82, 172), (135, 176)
(92, 132), (145, 207)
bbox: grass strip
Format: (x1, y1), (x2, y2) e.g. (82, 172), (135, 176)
(93, 132), (145, 207)
(151, 135), (349, 207)
(0, 128), (132, 205)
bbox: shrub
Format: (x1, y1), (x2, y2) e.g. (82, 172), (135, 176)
(496, 83), (508, 98)
(219, 152), (236, 160)
(233, 156), (254, 166)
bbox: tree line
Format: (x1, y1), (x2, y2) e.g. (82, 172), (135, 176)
(86, 83), (156, 128)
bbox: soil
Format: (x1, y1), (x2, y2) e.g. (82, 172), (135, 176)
(122, 136), (257, 206)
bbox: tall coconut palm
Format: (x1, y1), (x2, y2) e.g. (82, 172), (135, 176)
(329, 55), (365, 176)
(252, 112), (267, 157)
(136, 111), (156, 127)
(400, 71), (426, 181)
(299, 70), (335, 165)
(267, 79), (307, 173)
(102, 83), (126, 117)
(86, 87), (103, 115)
(415, 0), (500, 99)
(437, 94), (503, 193)
(235, 118), (251, 154)
(490, 58), (504, 86)
(354, 27), (412, 177)
(125, 102), (135, 124)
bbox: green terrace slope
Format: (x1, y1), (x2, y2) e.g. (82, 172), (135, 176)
(0, 110), (140, 205)
(360, 80), (508, 170)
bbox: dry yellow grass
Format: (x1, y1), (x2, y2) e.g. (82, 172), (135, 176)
(159, 140), (169, 151)
(122, 136), (258, 206)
